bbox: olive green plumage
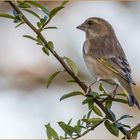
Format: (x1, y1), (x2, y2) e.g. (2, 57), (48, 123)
(77, 17), (140, 110)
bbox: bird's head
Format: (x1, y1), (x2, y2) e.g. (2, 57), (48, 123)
(77, 17), (114, 38)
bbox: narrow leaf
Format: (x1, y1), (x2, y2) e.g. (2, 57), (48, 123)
(67, 118), (72, 125)
(87, 109), (92, 120)
(117, 115), (133, 122)
(116, 92), (127, 97)
(15, 22), (24, 28)
(26, 1), (49, 15)
(107, 109), (116, 121)
(45, 123), (59, 139)
(89, 118), (102, 126)
(105, 100), (112, 109)
(48, 41), (54, 50)
(113, 98), (128, 104)
(61, 0), (69, 6)
(99, 83), (107, 94)
(23, 9), (40, 19)
(23, 35), (38, 42)
(58, 121), (74, 137)
(82, 97), (93, 105)
(18, 2), (31, 8)
(74, 120), (82, 134)
(104, 120), (119, 137)
(37, 22), (42, 28)
(40, 18), (46, 25)
(0, 13), (15, 19)
(44, 26), (58, 30)
(92, 105), (103, 117)
(64, 57), (78, 76)
(42, 47), (49, 56)
(99, 83), (104, 92)
(46, 71), (61, 88)
(89, 91), (99, 99)
(132, 131), (138, 139)
(116, 123), (124, 128)
(60, 91), (83, 101)
(67, 79), (76, 83)
(49, 6), (64, 19)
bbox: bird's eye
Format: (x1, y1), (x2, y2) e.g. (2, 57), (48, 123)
(87, 21), (93, 25)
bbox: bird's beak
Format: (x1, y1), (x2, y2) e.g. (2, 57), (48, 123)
(76, 23), (85, 31)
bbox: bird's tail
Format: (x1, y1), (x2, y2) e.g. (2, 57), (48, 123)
(118, 77), (140, 110)
(127, 92), (140, 110)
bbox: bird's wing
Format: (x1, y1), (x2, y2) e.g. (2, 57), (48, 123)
(87, 35), (135, 84)
(97, 57), (135, 84)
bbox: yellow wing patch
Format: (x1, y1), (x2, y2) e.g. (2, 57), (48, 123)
(97, 58), (128, 82)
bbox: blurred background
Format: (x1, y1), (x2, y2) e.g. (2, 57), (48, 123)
(0, 1), (140, 139)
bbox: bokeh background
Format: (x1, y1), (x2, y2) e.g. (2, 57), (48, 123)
(0, 1), (140, 139)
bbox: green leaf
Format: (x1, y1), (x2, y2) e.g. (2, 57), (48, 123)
(45, 123), (59, 139)
(89, 91), (99, 99)
(89, 118), (102, 126)
(131, 125), (140, 139)
(23, 9), (40, 19)
(23, 35), (38, 42)
(87, 109), (92, 120)
(99, 83), (106, 93)
(49, 6), (64, 19)
(26, 1), (49, 15)
(48, 41), (54, 50)
(107, 109), (116, 121)
(112, 98), (128, 104)
(40, 18), (46, 24)
(67, 118), (72, 125)
(42, 46), (49, 56)
(116, 92), (127, 97)
(36, 36), (43, 45)
(116, 123), (124, 128)
(58, 121), (74, 137)
(67, 79), (76, 83)
(60, 136), (65, 139)
(18, 2), (31, 8)
(132, 131), (138, 139)
(44, 26), (58, 30)
(105, 100), (112, 109)
(60, 91), (83, 101)
(61, 0), (69, 6)
(81, 118), (90, 124)
(15, 22), (24, 28)
(117, 115), (133, 122)
(46, 71), (61, 88)
(0, 13), (15, 20)
(123, 124), (131, 129)
(104, 120), (119, 137)
(82, 97), (93, 105)
(91, 105), (103, 117)
(64, 57), (78, 76)
(37, 22), (42, 28)
(74, 120), (82, 134)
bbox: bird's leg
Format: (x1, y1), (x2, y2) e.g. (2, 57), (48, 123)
(109, 84), (119, 98)
(85, 81), (97, 95)
(85, 78), (100, 95)
(101, 84), (119, 103)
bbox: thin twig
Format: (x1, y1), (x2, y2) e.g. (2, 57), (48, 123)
(73, 118), (106, 139)
(7, 1), (132, 139)
(128, 123), (140, 135)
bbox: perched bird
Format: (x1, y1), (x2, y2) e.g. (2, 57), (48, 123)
(77, 17), (140, 110)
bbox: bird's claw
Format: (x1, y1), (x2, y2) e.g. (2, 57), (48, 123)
(85, 81), (98, 95)
(109, 85), (119, 98)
